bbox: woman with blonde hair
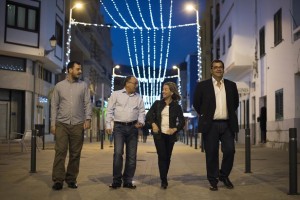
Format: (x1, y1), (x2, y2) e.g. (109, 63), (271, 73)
(146, 82), (184, 189)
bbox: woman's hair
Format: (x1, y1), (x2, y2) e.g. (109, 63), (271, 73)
(164, 82), (181, 101)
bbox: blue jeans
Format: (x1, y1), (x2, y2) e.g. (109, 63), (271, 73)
(113, 123), (138, 184)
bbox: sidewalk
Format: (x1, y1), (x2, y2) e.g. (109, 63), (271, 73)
(0, 137), (299, 200)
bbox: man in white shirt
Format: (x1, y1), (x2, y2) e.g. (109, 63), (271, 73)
(193, 59), (239, 191)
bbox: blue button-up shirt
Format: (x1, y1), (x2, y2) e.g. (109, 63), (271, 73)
(105, 88), (145, 129)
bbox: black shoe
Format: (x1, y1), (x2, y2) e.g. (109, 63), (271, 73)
(209, 184), (218, 191)
(67, 182), (78, 189)
(109, 183), (121, 189)
(123, 183), (137, 189)
(161, 182), (168, 189)
(219, 177), (234, 189)
(52, 182), (63, 190)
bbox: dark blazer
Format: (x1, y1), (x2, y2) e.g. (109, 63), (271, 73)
(146, 100), (185, 142)
(193, 78), (239, 134)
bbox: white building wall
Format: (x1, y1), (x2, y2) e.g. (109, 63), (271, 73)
(208, 0), (300, 150)
(256, 0), (300, 150)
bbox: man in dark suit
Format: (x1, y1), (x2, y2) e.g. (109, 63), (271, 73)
(193, 59), (239, 191)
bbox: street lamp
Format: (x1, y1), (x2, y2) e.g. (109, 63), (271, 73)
(185, 3), (202, 81)
(65, 2), (83, 66)
(112, 65), (120, 76)
(172, 65), (181, 104)
(111, 65), (127, 93)
(44, 35), (57, 55)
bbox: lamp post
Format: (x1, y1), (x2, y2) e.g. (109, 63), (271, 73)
(65, 2), (83, 66)
(112, 65), (120, 76)
(111, 65), (126, 93)
(185, 3), (202, 81)
(173, 65), (181, 104)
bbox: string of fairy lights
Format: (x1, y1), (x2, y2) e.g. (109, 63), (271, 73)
(66, 0), (201, 109)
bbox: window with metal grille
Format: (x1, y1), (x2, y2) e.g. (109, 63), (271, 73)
(222, 35), (225, 55)
(275, 89), (283, 120)
(228, 26), (232, 48)
(274, 8), (282, 46)
(259, 26), (265, 57)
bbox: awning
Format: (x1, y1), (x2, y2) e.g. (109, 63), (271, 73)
(236, 82), (249, 94)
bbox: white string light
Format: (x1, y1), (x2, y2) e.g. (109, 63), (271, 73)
(71, 21), (196, 30)
(66, 0), (198, 108)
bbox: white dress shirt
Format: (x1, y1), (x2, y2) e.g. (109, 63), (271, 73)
(212, 78), (228, 120)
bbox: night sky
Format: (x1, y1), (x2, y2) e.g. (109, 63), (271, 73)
(100, 0), (206, 68)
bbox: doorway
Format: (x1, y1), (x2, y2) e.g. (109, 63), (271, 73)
(0, 101), (9, 140)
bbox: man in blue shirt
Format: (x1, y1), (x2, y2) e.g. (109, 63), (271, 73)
(51, 61), (92, 190)
(106, 75), (145, 189)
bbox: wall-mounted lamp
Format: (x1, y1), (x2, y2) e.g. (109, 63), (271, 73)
(44, 35), (57, 55)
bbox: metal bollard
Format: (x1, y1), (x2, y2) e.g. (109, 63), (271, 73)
(100, 130), (104, 149)
(90, 130), (92, 143)
(245, 128), (251, 173)
(194, 132), (198, 149)
(30, 129), (37, 173)
(187, 132), (189, 145)
(288, 128), (298, 195)
(190, 131), (193, 147)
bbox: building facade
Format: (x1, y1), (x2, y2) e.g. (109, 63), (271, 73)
(200, 0), (300, 150)
(0, 0), (113, 141)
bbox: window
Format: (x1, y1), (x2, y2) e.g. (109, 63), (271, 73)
(275, 89), (283, 120)
(292, 0), (300, 41)
(6, 1), (39, 32)
(222, 35), (225, 55)
(216, 38), (220, 59)
(0, 55), (26, 72)
(55, 21), (63, 47)
(274, 9), (282, 46)
(259, 26), (265, 57)
(292, 0), (300, 30)
(228, 26), (232, 47)
(215, 3), (220, 28)
(38, 65), (52, 83)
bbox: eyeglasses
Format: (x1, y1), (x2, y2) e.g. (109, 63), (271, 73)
(212, 66), (224, 70)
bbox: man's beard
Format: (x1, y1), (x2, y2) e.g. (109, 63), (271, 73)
(72, 74), (80, 81)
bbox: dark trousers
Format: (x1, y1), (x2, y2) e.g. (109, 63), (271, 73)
(113, 124), (138, 184)
(261, 130), (266, 143)
(154, 133), (175, 183)
(52, 122), (84, 183)
(203, 121), (235, 186)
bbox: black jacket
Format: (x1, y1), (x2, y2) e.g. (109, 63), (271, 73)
(193, 78), (239, 134)
(146, 100), (185, 142)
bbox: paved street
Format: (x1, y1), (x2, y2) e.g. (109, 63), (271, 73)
(0, 136), (299, 200)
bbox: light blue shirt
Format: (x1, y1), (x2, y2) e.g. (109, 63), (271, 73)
(51, 78), (92, 126)
(105, 88), (145, 129)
